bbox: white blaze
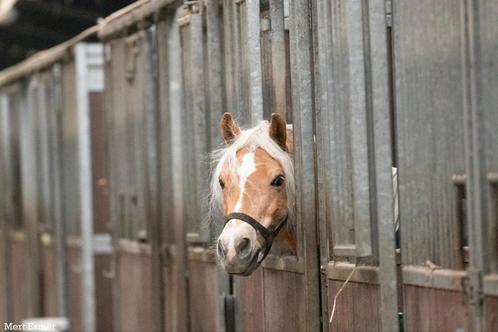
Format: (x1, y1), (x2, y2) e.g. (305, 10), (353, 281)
(221, 152), (257, 249)
(234, 152), (256, 212)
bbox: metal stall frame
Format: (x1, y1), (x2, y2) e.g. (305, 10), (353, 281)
(314, 0), (399, 330)
(463, 1), (498, 330)
(0, 26), (107, 331)
(288, 0), (321, 330)
(98, 1), (182, 331)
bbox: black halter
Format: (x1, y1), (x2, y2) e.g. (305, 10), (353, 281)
(224, 212), (288, 264)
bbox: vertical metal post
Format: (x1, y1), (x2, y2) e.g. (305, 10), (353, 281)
(288, 0), (320, 330)
(206, 1), (231, 330)
(74, 44), (96, 332)
(166, 10), (189, 331)
(22, 79), (42, 318)
(368, 0), (399, 330)
(189, 10), (210, 243)
(0, 92), (12, 322)
(313, 0), (333, 329)
(463, 1), (486, 329)
(143, 27), (164, 332)
(245, 0), (263, 124)
(51, 64), (68, 318)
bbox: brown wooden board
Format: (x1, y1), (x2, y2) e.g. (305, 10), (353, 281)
(328, 280), (381, 332)
(263, 269), (305, 332)
(403, 285), (470, 332)
(117, 248), (154, 332)
(233, 268), (265, 332)
(485, 295), (498, 331)
(67, 243), (83, 332)
(40, 241), (59, 316)
(9, 235), (29, 323)
(89, 91), (110, 234)
(188, 261), (222, 332)
(94, 254), (113, 332)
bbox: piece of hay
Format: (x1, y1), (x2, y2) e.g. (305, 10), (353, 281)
(329, 266), (357, 325)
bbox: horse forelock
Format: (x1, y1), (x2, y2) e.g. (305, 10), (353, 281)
(209, 121), (295, 231)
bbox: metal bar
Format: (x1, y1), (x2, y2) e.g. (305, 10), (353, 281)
(344, 0), (372, 258)
(143, 27), (164, 332)
(327, 262), (380, 285)
(367, 0), (399, 330)
(74, 43), (96, 332)
(97, 0), (182, 40)
(483, 275), (498, 296)
(103, 39), (123, 332)
(50, 64), (68, 317)
(0, 92), (13, 322)
(189, 11), (210, 243)
(288, 0), (320, 330)
(22, 78), (42, 318)
(402, 265), (466, 291)
(245, 0), (263, 124)
(165, 10), (189, 331)
(261, 255), (305, 274)
(463, 0), (486, 329)
(117, 239), (152, 255)
(205, 1), (230, 331)
(313, 0), (333, 328)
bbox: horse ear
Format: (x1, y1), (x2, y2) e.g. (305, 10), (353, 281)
(220, 112), (241, 144)
(269, 113), (287, 151)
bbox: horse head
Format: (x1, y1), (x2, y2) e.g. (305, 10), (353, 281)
(212, 113), (296, 276)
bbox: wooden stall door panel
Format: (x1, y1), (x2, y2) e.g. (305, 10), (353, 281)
(188, 261), (221, 332)
(118, 250), (154, 332)
(94, 254), (113, 332)
(89, 91), (109, 234)
(67, 244), (83, 332)
(234, 268), (265, 332)
(328, 281), (381, 332)
(263, 270), (305, 332)
(403, 286), (470, 332)
(41, 243), (59, 316)
(394, 0), (466, 270)
(10, 237), (29, 323)
(485, 296), (498, 331)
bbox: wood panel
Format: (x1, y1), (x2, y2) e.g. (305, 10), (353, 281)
(485, 296), (498, 331)
(117, 248), (154, 332)
(40, 241), (58, 316)
(234, 268), (265, 332)
(263, 269), (305, 332)
(328, 280), (381, 332)
(394, 0), (466, 270)
(67, 244), (83, 332)
(89, 91), (109, 234)
(188, 261), (221, 332)
(94, 254), (113, 332)
(403, 285), (470, 332)
(10, 236), (29, 323)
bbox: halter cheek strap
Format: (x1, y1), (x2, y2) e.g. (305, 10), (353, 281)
(224, 212), (288, 263)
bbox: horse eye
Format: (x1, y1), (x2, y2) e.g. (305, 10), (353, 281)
(219, 178), (225, 189)
(271, 175), (285, 187)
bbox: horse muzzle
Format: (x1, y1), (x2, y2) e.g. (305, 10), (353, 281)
(216, 212), (288, 276)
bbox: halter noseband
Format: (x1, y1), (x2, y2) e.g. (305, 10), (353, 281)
(224, 212), (288, 264)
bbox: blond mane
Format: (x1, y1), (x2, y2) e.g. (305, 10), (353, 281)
(210, 121), (295, 231)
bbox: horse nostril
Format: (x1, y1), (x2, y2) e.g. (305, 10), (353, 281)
(217, 241), (227, 258)
(235, 237), (251, 258)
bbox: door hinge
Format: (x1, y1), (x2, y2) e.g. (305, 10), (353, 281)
(463, 269), (483, 305)
(385, 0), (392, 28)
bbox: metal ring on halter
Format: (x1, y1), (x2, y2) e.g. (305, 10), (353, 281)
(224, 212), (288, 264)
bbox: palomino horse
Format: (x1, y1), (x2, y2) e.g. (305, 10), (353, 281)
(212, 113), (296, 276)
